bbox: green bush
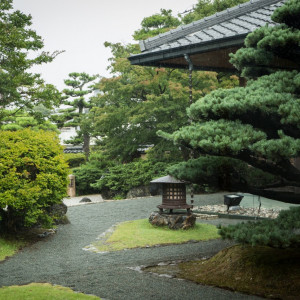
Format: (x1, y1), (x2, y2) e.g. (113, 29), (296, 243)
(0, 129), (69, 232)
(218, 206), (300, 248)
(63, 153), (86, 168)
(73, 151), (172, 197)
(73, 152), (114, 195)
(92, 160), (170, 198)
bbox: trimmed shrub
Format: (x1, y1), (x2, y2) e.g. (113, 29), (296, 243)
(218, 206), (300, 248)
(73, 151), (114, 195)
(92, 160), (170, 198)
(0, 129), (69, 232)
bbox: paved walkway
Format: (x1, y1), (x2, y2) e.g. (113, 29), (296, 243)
(0, 195), (264, 300)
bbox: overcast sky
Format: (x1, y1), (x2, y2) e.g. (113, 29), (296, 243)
(13, 0), (197, 90)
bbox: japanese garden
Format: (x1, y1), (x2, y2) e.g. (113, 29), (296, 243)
(0, 0), (299, 299)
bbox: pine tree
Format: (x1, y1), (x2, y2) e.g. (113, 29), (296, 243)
(160, 0), (300, 204)
(0, 0), (62, 123)
(52, 72), (98, 158)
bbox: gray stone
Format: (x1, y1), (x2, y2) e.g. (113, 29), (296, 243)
(48, 202), (68, 225)
(80, 197), (92, 203)
(149, 212), (196, 230)
(48, 202), (67, 217)
(101, 189), (118, 200)
(126, 185), (150, 199)
(228, 205), (241, 211)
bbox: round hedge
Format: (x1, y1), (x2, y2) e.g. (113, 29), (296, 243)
(0, 129), (69, 231)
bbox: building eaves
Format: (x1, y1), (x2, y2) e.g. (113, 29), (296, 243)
(129, 0), (284, 67)
(139, 0), (284, 52)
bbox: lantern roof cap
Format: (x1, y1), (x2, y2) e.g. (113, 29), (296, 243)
(150, 175), (186, 184)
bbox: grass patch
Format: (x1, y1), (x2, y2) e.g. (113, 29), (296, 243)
(145, 245), (300, 299)
(0, 227), (59, 262)
(92, 219), (220, 252)
(0, 237), (26, 261)
(0, 283), (101, 299)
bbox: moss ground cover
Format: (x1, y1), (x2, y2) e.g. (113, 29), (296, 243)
(145, 245), (300, 299)
(0, 283), (101, 300)
(0, 237), (25, 261)
(92, 219), (220, 252)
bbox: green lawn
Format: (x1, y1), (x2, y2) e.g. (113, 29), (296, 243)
(90, 218), (220, 252)
(0, 237), (25, 261)
(0, 283), (101, 300)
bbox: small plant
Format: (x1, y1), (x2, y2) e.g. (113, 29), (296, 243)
(113, 195), (125, 200)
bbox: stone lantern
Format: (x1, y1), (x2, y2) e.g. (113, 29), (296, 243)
(150, 175), (193, 214)
(149, 175), (195, 229)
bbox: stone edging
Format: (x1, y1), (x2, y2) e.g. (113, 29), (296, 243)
(193, 211), (269, 221)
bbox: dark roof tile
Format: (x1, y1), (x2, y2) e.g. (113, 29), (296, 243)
(129, 0), (285, 66)
(140, 0), (285, 52)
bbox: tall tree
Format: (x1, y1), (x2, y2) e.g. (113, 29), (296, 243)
(0, 0), (62, 123)
(133, 9), (181, 40)
(160, 0), (300, 204)
(52, 72), (98, 158)
(91, 42), (238, 162)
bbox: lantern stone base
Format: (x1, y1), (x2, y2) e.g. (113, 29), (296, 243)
(149, 211), (196, 230)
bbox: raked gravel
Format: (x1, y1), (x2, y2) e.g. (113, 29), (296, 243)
(0, 195), (264, 300)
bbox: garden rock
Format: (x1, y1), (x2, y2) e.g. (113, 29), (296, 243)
(101, 189), (118, 200)
(48, 202), (68, 224)
(149, 212), (196, 230)
(48, 202), (67, 216)
(80, 197), (92, 203)
(126, 185), (150, 199)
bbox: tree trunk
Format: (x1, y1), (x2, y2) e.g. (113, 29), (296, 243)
(83, 133), (90, 160)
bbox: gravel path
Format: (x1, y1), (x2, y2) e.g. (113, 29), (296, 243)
(0, 195), (263, 300)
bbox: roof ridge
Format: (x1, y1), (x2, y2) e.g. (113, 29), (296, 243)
(140, 0), (284, 52)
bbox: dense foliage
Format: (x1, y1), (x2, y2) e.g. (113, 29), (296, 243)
(1, 109), (58, 132)
(0, 0), (61, 124)
(133, 9), (181, 40)
(180, 0), (249, 24)
(72, 152), (114, 195)
(73, 150), (171, 197)
(71, 0), (246, 197)
(0, 130), (68, 232)
(219, 206), (300, 248)
(160, 0), (300, 204)
(91, 160), (170, 198)
(64, 153), (86, 168)
(91, 42), (238, 162)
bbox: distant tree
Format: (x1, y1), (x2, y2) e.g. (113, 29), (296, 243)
(180, 0), (249, 24)
(52, 72), (98, 158)
(133, 9), (181, 40)
(0, 0), (62, 124)
(91, 42), (237, 162)
(160, 0), (300, 204)
(1, 108), (58, 132)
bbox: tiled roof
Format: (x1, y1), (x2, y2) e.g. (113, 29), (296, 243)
(63, 146), (84, 153)
(129, 0), (285, 66)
